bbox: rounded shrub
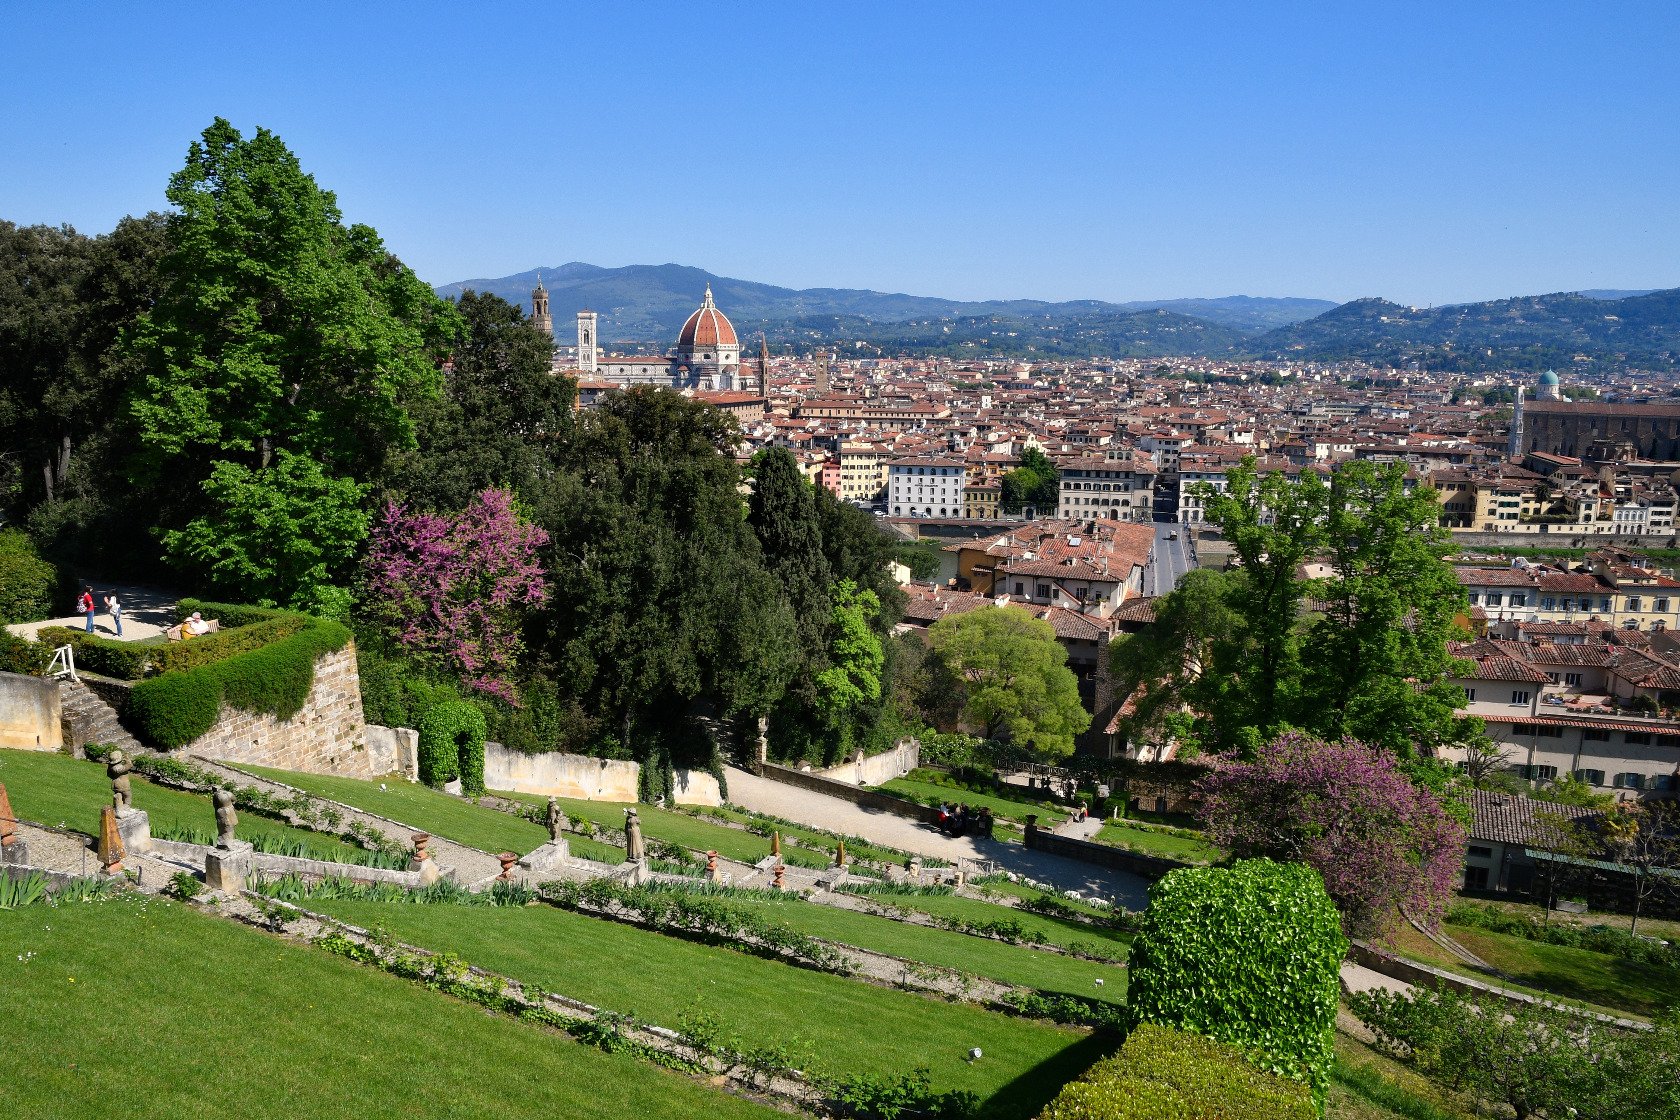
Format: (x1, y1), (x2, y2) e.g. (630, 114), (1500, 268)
(1127, 859), (1347, 1111)
(129, 668), (222, 749)
(418, 701), (486, 793)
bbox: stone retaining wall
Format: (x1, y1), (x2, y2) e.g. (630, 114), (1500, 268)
(1023, 825), (1185, 881)
(483, 742), (639, 801)
(0, 671), (61, 751)
(150, 837), (426, 887)
(813, 739), (920, 787)
(183, 645), (379, 778)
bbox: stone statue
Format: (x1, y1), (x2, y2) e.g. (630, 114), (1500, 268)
(545, 796), (563, 843)
(107, 749), (133, 815)
(624, 807), (646, 863)
(213, 788), (238, 849)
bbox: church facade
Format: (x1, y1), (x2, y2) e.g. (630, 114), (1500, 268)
(538, 279), (759, 392)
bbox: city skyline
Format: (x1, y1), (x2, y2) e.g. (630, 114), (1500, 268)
(4, 2), (1677, 306)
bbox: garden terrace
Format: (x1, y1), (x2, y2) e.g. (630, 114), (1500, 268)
(305, 897), (1116, 1119)
(841, 884), (1134, 954)
(0, 749), (375, 864)
(881, 769), (1071, 828)
(684, 802), (936, 867)
(0, 897), (781, 1120)
(1091, 819), (1224, 864)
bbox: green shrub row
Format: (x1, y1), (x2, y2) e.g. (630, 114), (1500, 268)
(0, 529), (61, 625)
(35, 626), (155, 678)
(417, 701), (486, 792)
(1037, 1023), (1316, 1120)
(1127, 859), (1346, 1112)
(0, 629), (51, 675)
(152, 825), (408, 870)
(175, 598), (290, 629)
(36, 613), (310, 681)
(127, 619), (352, 748)
(1446, 901), (1680, 973)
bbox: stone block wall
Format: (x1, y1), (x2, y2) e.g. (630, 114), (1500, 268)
(483, 742), (640, 801)
(0, 671), (62, 751)
(814, 738), (920, 787)
(670, 768), (722, 806)
(184, 645), (378, 778)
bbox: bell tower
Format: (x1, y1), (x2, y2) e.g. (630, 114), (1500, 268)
(530, 273), (552, 337)
(577, 310), (598, 373)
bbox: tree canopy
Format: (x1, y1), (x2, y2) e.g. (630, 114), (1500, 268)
(925, 606), (1090, 759)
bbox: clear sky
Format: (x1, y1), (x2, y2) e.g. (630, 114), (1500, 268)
(4, 2), (1676, 306)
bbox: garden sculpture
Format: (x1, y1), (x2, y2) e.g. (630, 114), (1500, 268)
(213, 788), (238, 849)
(624, 807), (646, 862)
(107, 749), (133, 814)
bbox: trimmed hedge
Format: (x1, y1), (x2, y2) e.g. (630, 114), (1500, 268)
(175, 598), (290, 629)
(1127, 859), (1346, 1112)
(1039, 1023), (1317, 1120)
(418, 702), (487, 793)
(35, 626), (155, 679)
(127, 619), (352, 749)
(0, 629), (52, 675)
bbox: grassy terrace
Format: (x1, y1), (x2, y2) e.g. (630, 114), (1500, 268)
(847, 887), (1133, 954)
(0, 898), (778, 1120)
(728, 894), (1127, 1002)
(880, 774), (1066, 827)
(1384, 921), (1674, 1021)
(0, 749), (373, 862)
(689, 803), (925, 866)
(1092, 819), (1224, 864)
(310, 898), (1113, 1119)
(498, 790), (836, 868)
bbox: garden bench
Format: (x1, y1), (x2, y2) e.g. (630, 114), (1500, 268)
(165, 618), (221, 642)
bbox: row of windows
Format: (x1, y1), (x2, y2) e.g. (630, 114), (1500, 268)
(1469, 591), (1674, 613)
(1063, 482), (1133, 492)
(1512, 764), (1675, 790)
(891, 467), (956, 477)
(1504, 722), (1680, 747)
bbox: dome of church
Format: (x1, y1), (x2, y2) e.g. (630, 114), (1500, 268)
(677, 285), (738, 349)
(1539, 370), (1560, 386)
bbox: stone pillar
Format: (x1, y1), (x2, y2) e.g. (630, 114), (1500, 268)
(0, 782), (27, 866)
(407, 833), (441, 886)
(834, 840), (847, 868)
(115, 807), (151, 855)
(705, 850), (720, 883)
(97, 806), (124, 875)
(204, 840), (253, 892)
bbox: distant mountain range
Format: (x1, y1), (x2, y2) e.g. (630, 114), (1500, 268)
(434, 263), (1678, 370)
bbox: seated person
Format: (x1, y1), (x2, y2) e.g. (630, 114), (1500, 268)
(181, 611), (210, 639)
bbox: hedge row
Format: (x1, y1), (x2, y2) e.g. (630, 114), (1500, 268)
(176, 598), (290, 629)
(128, 619), (352, 749)
(35, 626), (156, 678)
(36, 613), (311, 680)
(1127, 859), (1347, 1111)
(1038, 1023), (1316, 1120)
(0, 629), (51, 675)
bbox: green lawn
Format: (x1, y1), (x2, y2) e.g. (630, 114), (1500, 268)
(311, 898), (1114, 1119)
(0, 749), (373, 862)
(233, 763), (580, 859)
(1092, 820), (1223, 864)
(692, 803), (924, 865)
(881, 775), (1064, 826)
(973, 880), (1132, 925)
(0, 898), (779, 1120)
(499, 790), (835, 868)
(848, 888), (1132, 954)
(1385, 922), (1672, 1020)
(728, 894), (1127, 1002)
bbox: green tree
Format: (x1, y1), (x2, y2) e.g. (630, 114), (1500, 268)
(814, 581), (885, 732)
(925, 606), (1090, 759)
(391, 289), (568, 509)
(999, 447), (1059, 512)
(749, 448), (833, 664)
(163, 451), (369, 606)
(123, 119), (455, 602)
(1108, 567), (1240, 751)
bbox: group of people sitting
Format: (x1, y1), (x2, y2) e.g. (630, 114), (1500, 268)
(935, 802), (993, 839)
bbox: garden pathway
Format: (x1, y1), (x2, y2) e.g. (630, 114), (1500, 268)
(724, 765), (1152, 908)
(5, 581), (178, 643)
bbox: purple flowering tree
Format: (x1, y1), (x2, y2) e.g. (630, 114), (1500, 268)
(1197, 732), (1466, 936)
(365, 489), (550, 703)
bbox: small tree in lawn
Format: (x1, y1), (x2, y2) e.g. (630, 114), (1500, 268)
(926, 605), (1090, 761)
(365, 488), (549, 703)
(1601, 801), (1680, 936)
(1197, 731), (1466, 935)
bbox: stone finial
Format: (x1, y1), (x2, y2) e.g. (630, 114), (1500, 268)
(705, 850), (719, 881)
(107, 749), (133, 815)
(834, 839), (847, 868)
(98, 805), (125, 875)
(771, 830), (782, 857)
(0, 782), (16, 849)
(213, 788), (238, 849)
(772, 863), (786, 890)
(497, 852), (518, 881)
(410, 833), (431, 862)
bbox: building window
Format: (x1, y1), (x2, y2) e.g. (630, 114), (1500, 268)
(1464, 688), (1476, 702)
(1487, 594), (1504, 607)
(1601, 597), (1613, 611)
(1623, 731), (1652, 745)
(1014, 583), (1024, 596)
(1467, 845), (1493, 859)
(1541, 597), (1555, 610)
(1614, 772), (1647, 790)
(1463, 865), (1490, 890)
(1511, 690), (1530, 705)
(1036, 584), (1051, 599)
(1582, 728), (1611, 741)
(1573, 768), (1606, 786)
(1563, 672), (1582, 686)
(1658, 598), (1672, 612)
(1511, 593), (1528, 607)
(1627, 597), (1643, 612)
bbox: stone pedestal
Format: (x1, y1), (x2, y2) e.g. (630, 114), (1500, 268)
(0, 838), (30, 866)
(115, 808), (151, 855)
(204, 840), (253, 893)
(620, 858), (651, 887)
(517, 838), (571, 872)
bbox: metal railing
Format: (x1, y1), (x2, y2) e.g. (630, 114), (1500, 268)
(46, 644), (76, 682)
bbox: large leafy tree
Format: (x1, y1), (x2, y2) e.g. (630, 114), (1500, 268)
(1198, 732), (1466, 935)
(926, 606), (1090, 759)
(1109, 567), (1241, 751)
(392, 290), (568, 509)
(1000, 446), (1059, 512)
(749, 447), (833, 663)
(124, 118), (456, 604)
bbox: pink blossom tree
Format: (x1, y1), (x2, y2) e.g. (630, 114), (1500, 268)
(1197, 732), (1466, 936)
(364, 489), (550, 703)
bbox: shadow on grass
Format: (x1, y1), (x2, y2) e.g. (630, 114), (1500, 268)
(975, 1028), (1119, 1119)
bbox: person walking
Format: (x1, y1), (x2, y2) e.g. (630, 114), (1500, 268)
(78, 587), (96, 632)
(104, 592), (123, 638)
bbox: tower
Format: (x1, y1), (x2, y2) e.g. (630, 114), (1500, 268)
(577, 310), (598, 373)
(530, 273), (552, 337)
(1507, 384), (1525, 461)
(815, 351), (831, 395)
(757, 334), (770, 392)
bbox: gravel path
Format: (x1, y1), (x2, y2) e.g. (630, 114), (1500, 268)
(724, 766), (1152, 908)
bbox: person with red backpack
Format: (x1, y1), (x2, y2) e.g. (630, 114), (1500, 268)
(78, 587), (96, 632)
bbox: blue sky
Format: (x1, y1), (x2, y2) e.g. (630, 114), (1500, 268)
(4, 2), (1676, 305)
